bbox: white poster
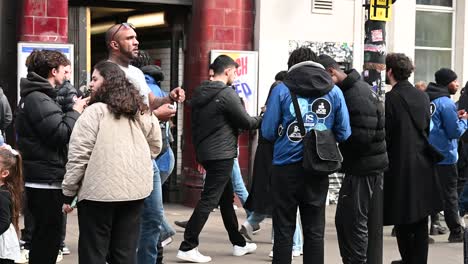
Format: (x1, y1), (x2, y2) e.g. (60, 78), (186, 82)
(210, 50), (259, 116)
(17, 42), (74, 101)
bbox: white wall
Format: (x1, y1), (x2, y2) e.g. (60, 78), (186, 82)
(255, 0), (362, 110)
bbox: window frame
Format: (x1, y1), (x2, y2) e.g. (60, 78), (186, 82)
(415, 1), (456, 78)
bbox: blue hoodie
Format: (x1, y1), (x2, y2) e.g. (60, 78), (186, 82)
(426, 82), (468, 165)
(261, 61), (351, 166)
(144, 74), (173, 173)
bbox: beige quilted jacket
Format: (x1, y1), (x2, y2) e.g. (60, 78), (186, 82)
(62, 103), (161, 202)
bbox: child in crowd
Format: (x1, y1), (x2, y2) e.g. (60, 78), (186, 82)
(0, 144), (23, 264)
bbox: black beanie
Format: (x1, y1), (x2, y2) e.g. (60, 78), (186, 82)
(435, 68), (457, 86)
(141, 65), (165, 83)
(318, 54), (338, 69)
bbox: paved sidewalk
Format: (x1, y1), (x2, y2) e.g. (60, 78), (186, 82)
(55, 204), (462, 264)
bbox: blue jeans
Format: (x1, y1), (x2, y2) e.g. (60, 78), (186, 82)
(137, 161), (165, 264)
(247, 212), (266, 228)
(232, 158), (248, 205)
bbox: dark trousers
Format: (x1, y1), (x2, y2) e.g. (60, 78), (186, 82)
(436, 164), (463, 233)
(21, 191), (67, 250)
(271, 163), (328, 264)
(77, 199), (144, 264)
(395, 217), (429, 264)
(0, 259), (14, 264)
(335, 172), (383, 264)
(26, 188), (63, 264)
(179, 158), (246, 251)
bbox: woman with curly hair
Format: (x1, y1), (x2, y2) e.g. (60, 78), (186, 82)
(62, 61), (162, 264)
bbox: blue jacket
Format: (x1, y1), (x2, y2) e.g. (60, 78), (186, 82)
(144, 74), (173, 173)
(261, 61), (351, 166)
(427, 82), (468, 165)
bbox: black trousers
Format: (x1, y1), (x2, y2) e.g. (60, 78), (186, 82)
(271, 163), (328, 264)
(77, 199), (144, 264)
(436, 164), (462, 233)
(395, 217), (429, 264)
(0, 259), (14, 264)
(26, 188), (63, 264)
(21, 191), (67, 250)
(179, 158), (246, 251)
(335, 172), (383, 264)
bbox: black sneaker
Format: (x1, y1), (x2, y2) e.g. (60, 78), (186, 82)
(448, 230), (463, 243)
(430, 224), (449, 236)
(174, 220), (188, 229)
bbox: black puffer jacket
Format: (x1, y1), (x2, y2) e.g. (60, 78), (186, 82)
(191, 81), (261, 163)
(56, 80), (84, 112)
(15, 72), (80, 184)
(338, 69), (388, 174)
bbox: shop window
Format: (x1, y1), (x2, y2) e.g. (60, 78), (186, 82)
(414, 1), (454, 83)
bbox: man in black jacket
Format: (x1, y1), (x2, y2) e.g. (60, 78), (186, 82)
(177, 55), (261, 263)
(15, 50), (87, 264)
(319, 55), (388, 264)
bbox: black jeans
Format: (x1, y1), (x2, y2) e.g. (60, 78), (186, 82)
(335, 172), (383, 264)
(26, 188), (63, 264)
(77, 199), (144, 264)
(271, 162), (328, 264)
(395, 217), (429, 264)
(436, 164), (462, 233)
(179, 158), (246, 251)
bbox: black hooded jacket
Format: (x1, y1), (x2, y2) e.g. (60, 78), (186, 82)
(56, 80), (84, 112)
(191, 80), (261, 163)
(284, 61), (334, 98)
(426, 82), (450, 102)
(337, 69), (388, 175)
(15, 72), (80, 184)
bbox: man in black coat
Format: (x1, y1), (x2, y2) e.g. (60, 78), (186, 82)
(319, 55), (388, 264)
(15, 50), (87, 264)
(177, 55), (261, 263)
(384, 53), (443, 264)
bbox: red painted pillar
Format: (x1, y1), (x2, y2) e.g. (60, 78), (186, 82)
(20, 0), (68, 43)
(182, 0), (255, 207)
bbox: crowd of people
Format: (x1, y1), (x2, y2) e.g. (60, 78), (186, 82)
(0, 21), (466, 264)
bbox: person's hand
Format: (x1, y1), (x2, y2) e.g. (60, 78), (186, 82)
(169, 87), (185, 103)
(458, 109), (467, 119)
(62, 204), (74, 214)
(73, 97), (88, 114)
(154, 103), (177, 121)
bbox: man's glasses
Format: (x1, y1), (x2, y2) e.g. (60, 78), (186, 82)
(110, 23), (135, 41)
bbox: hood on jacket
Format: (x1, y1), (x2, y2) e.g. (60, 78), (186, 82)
(426, 82), (450, 101)
(283, 61), (334, 98)
(191, 80), (228, 107)
(20, 72), (57, 98)
(340, 69), (362, 91)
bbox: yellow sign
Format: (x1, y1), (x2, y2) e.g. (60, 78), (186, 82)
(370, 0), (392, 22)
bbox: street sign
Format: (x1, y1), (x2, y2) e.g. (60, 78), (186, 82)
(370, 0), (392, 22)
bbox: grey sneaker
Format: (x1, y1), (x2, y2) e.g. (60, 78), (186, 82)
(240, 222), (254, 241)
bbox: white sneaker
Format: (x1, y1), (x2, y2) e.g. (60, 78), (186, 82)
(161, 236), (173, 247)
(269, 250), (273, 258)
(56, 250), (63, 263)
(233, 242), (257, 256)
(461, 216), (466, 228)
(239, 222), (254, 241)
(61, 246), (71, 255)
(176, 248), (211, 263)
(15, 249), (29, 263)
(292, 250), (303, 257)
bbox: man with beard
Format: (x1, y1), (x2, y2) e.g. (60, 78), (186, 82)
(426, 68), (468, 243)
(384, 53), (443, 264)
(318, 54), (388, 264)
(177, 55), (260, 263)
(104, 23), (186, 264)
